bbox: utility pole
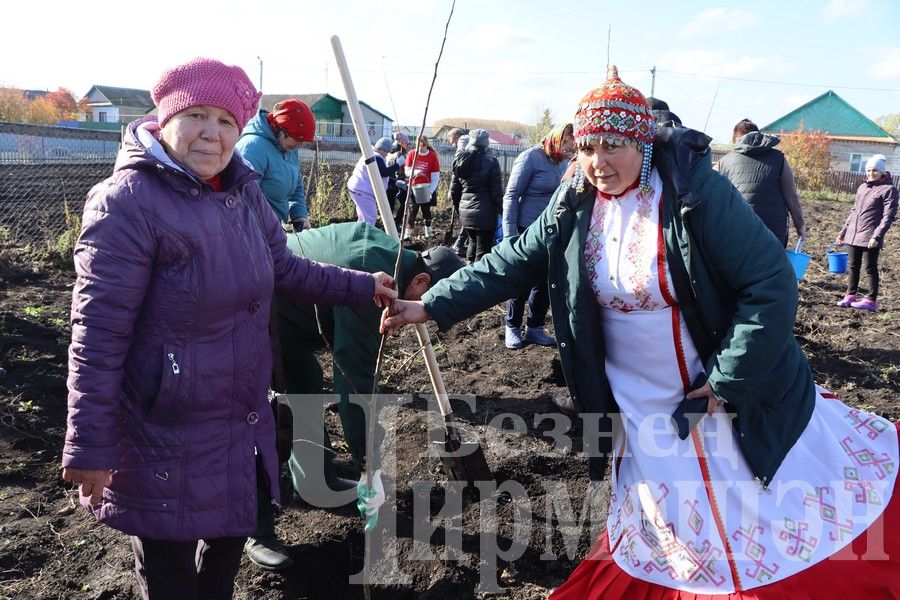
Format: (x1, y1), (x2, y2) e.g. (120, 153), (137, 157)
(650, 65), (656, 98)
(256, 56), (263, 94)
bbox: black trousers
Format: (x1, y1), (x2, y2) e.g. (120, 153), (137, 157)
(395, 196), (434, 229)
(506, 226), (550, 328)
(464, 228), (495, 263)
(407, 202), (433, 227)
(131, 535), (246, 600)
(846, 244), (881, 300)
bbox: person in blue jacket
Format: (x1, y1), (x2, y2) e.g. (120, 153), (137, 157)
(501, 122), (574, 349)
(236, 99), (316, 229)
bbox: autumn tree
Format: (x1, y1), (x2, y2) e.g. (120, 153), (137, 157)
(0, 87), (29, 122)
(778, 123), (832, 191)
(44, 88), (80, 120)
(528, 108), (554, 145)
(876, 113), (900, 139)
(27, 96), (60, 124)
(0, 86), (82, 124)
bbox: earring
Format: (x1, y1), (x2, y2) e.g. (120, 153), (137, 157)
(573, 164), (586, 194)
(639, 143), (654, 196)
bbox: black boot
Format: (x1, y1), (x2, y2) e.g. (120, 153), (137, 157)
(244, 535), (294, 570)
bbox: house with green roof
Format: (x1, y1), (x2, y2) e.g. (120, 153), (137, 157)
(260, 93), (393, 142)
(763, 90), (898, 173)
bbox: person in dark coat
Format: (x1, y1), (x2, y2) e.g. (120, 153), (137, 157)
(718, 119), (805, 246)
(450, 129), (504, 263)
(383, 67), (900, 598)
(836, 153), (898, 311)
(60, 58), (397, 599)
(387, 132), (410, 218)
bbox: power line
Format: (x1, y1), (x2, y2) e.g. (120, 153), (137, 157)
(655, 69), (900, 92)
(362, 66), (900, 93)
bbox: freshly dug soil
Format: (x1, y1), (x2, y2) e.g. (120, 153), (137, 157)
(0, 197), (897, 599)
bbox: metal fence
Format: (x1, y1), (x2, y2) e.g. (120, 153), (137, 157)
(9, 117), (900, 257)
(0, 122), (529, 254)
(0, 122), (120, 253)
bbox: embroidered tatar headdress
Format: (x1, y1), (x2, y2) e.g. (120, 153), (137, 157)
(572, 66), (656, 194)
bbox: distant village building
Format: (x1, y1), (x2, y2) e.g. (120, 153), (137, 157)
(261, 93), (393, 142)
(73, 87), (393, 141)
(81, 86), (154, 129)
(432, 124), (524, 149)
(763, 90), (898, 173)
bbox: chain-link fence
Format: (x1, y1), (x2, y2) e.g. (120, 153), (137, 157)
(0, 122), (118, 255)
(0, 121), (526, 258)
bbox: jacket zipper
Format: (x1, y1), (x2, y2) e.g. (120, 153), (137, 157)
(679, 205), (701, 300)
(167, 352), (180, 375)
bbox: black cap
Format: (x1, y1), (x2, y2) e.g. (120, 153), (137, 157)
(647, 97), (669, 111)
(653, 109), (682, 128)
(420, 246), (465, 284)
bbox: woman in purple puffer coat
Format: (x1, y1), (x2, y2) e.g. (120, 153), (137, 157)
(836, 153), (898, 312)
(60, 58), (396, 599)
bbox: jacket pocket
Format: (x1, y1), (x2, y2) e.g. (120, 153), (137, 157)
(146, 344), (185, 424)
(101, 488), (179, 513)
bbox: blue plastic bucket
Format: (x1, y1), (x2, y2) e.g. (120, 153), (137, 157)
(785, 249), (812, 280)
(827, 244), (848, 274)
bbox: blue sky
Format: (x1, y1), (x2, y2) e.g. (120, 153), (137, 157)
(4, 0), (899, 143)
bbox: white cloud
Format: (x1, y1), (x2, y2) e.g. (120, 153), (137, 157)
(658, 50), (791, 79)
(867, 47), (900, 80)
(459, 24), (540, 52)
(679, 8), (760, 38)
(821, 0), (866, 21)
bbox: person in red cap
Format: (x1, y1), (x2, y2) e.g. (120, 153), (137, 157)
(383, 67), (900, 598)
(60, 58), (397, 599)
(236, 98), (317, 230)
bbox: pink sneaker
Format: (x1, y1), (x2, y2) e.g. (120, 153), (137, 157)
(836, 294), (857, 308)
(850, 298), (878, 312)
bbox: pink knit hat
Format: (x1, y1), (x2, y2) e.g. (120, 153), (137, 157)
(152, 57), (261, 130)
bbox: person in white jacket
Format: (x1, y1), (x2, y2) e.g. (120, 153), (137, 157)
(346, 137), (401, 224)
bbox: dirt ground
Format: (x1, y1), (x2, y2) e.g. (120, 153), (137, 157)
(0, 196), (897, 599)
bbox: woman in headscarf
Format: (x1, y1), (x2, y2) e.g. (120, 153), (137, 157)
(383, 67), (900, 598)
(501, 122), (575, 348)
(236, 98), (316, 229)
(61, 58), (396, 599)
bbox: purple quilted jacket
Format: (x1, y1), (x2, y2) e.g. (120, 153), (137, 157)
(63, 117), (374, 541)
(839, 172), (898, 247)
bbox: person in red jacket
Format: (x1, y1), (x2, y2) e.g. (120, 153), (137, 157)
(836, 153), (898, 312)
(401, 135), (441, 239)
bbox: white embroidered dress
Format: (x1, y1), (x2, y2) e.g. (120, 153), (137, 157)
(584, 169), (898, 594)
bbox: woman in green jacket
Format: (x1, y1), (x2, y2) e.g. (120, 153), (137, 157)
(383, 68), (899, 597)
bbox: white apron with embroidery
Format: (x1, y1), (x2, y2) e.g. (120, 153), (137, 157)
(584, 169), (898, 593)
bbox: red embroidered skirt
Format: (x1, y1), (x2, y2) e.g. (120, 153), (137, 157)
(550, 424), (900, 599)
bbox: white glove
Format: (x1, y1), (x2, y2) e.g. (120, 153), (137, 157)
(358, 469), (385, 518)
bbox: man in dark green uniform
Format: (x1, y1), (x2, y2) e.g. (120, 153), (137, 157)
(246, 222), (464, 569)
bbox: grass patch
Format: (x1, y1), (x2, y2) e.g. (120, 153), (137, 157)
(799, 189), (854, 203)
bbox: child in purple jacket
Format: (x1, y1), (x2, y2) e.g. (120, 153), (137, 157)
(836, 154), (898, 312)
